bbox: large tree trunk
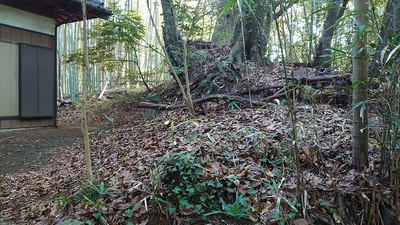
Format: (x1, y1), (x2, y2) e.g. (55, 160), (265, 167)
(352, 0), (369, 169)
(369, 0), (400, 75)
(211, 0), (238, 46)
(313, 0), (349, 68)
(228, 0), (298, 66)
(229, 0), (270, 66)
(150, 0), (195, 115)
(160, 0), (183, 80)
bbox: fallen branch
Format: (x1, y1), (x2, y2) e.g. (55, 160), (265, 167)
(262, 88), (287, 102)
(137, 102), (183, 110)
(196, 94), (267, 106)
(234, 84), (283, 95)
(137, 94), (277, 111)
(287, 74), (350, 83)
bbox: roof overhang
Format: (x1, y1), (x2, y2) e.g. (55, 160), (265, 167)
(0, 0), (112, 26)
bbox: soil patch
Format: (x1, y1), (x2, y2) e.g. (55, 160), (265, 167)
(0, 126), (84, 175)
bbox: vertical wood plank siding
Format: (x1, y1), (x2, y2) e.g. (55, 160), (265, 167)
(0, 24), (55, 48)
(0, 118), (53, 129)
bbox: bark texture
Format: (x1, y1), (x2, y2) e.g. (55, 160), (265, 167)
(313, 0), (349, 68)
(228, 0), (297, 66)
(211, 0), (238, 46)
(160, 0), (183, 79)
(229, 0), (270, 65)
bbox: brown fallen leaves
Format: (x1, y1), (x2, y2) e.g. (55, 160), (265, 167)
(0, 94), (395, 224)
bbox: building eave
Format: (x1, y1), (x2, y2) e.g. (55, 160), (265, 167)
(0, 0), (112, 26)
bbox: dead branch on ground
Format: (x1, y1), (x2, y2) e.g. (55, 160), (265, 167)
(137, 93), (282, 111)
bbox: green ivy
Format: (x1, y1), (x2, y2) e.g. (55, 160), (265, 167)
(157, 151), (251, 221)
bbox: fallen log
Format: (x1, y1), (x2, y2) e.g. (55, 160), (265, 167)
(197, 94), (267, 106)
(137, 94), (276, 111)
(234, 84), (284, 95)
(262, 88), (287, 101)
(286, 74), (350, 84)
(137, 102), (183, 110)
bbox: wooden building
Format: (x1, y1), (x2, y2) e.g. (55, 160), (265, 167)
(0, 0), (111, 129)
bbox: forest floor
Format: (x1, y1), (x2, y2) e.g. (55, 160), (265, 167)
(0, 126), (83, 175)
(0, 75), (398, 224)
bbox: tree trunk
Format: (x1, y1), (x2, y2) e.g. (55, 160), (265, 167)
(211, 0), (238, 46)
(160, 0), (183, 76)
(148, 0), (195, 115)
(228, 0), (297, 66)
(352, 0), (369, 169)
(369, 0), (400, 75)
(81, 0), (94, 182)
(229, 0), (270, 66)
(313, 0), (349, 68)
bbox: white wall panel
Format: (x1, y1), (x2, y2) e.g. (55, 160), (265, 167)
(0, 4), (55, 35)
(0, 42), (18, 116)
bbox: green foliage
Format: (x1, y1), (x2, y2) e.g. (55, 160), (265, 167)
(218, 0), (237, 18)
(386, 45), (400, 64)
(104, 114), (115, 124)
(374, 41), (400, 178)
(174, 1), (211, 40)
(75, 182), (109, 224)
(55, 181), (149, 225)
(263, 177), (300, 220)
(57, 195), (71, 211)
(204, 193), (250, 219)
(156, 151), (252, 221)
(123, 201), (142, 219)
(90, 8), (145, 50)
(158, 152), (208, 214)
(56, 182), (110, 225)
(64, 8), (145, 73)
(320, 200), (335, 214)
(228, 100), (241, 110)
(75, 181), (108, 202)
(167, 120), (176, 143)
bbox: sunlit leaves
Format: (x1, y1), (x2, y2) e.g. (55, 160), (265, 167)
(64, 9), (145, 72)
(90, 10), (145, 50)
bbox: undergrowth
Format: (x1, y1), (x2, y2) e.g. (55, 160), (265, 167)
(57, 182), (110, 225)
(155, 151), (252, 223)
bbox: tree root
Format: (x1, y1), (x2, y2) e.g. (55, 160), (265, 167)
(137, 93), (282, 111)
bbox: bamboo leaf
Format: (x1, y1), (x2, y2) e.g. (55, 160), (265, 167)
(386, 45), (400, 63)
(358, 24), (366, 35)
(312, 4), (342, 15)
(346, 101), (364, 117)
(380, 45), (390, 63)
(327, 47), (348, 55)
(218, 0), (237, 18)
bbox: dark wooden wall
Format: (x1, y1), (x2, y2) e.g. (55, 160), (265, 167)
(0, 24), (56, 129)
(0, 24), (55, 48)
(0, 118), (53, 129)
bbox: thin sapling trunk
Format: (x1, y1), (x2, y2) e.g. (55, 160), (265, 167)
(81, 0), (94, 182)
